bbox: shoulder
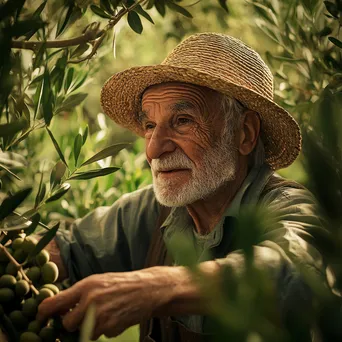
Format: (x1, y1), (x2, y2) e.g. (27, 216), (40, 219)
(74, 184), (159, 232)
(260, 174), (317, 211)
(114, 184), (160, 221)
(114, 184), (160, 234)
(118, 184), (156, 208)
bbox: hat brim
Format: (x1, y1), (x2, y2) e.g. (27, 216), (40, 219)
(101, 64), (301, 170)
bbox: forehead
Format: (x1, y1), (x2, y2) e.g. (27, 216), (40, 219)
(141, 82), (221, 111)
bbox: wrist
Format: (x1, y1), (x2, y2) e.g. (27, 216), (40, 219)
(145, 261), (221, 318)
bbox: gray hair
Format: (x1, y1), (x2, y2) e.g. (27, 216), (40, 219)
(220, 94), (265, 168)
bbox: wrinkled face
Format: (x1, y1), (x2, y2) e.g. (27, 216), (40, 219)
(140, 82), (239, 207)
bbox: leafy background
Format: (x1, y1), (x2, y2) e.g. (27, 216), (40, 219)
(0, 0), (341, 341)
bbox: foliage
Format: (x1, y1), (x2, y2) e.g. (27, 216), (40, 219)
(0, 0), (229, 340)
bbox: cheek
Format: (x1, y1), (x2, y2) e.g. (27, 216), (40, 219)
(191, 122), (214, 148)
(178, 138), (208, 165)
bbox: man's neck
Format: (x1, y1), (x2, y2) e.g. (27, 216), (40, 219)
(186, 164), (248, 235)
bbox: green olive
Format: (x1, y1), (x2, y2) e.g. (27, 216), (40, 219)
(13, 248), (28, 263)
(12, 237), (25, 250)
(40, 262), (58, 284)
(0, 274), (17, 288)
(20, 331), (42, 342)
(26, 266), (41, 284)
(39, 326), (57, 342)
(15, 280), (30, 297)
(36, 288), (54, 304)
(42, 283), (59, 295)
(27, 320), (42, 334)
(9, 310), (29, 330)
(35, 250), (50, 267)
(22, 237), (38, 254)
(0, 288), (15, 303)
(22, 298), (38, 318)
(0, 263), (7, 276)
(6, 261), (18, 276)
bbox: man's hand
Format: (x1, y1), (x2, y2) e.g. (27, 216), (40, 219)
(37, 265), (204, 340)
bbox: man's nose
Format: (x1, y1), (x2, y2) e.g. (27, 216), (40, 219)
(146, 125), (177, 160)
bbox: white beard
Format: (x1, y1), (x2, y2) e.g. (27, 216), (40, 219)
(150, 135), (238, 207)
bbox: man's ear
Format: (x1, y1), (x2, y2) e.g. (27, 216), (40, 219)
(238, 110), (261, 156)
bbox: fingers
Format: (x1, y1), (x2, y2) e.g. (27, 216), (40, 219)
(37, 284), (81, 321)
(62, 302), (86, 332)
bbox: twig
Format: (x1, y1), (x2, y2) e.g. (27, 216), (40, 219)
(0, 244), (39, 296)
(68, 31), (107, 64)
(68, 0), (145, 64)
(11, 28), (103, 51)
(10, 211), (51, 231)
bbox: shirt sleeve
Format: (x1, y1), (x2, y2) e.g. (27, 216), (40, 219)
(55, 185), (160, 284)
(213, 186), (328, 335)
(216, 186), (327, 276)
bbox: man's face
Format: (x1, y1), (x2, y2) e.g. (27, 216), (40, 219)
(141, 82), (239, 207)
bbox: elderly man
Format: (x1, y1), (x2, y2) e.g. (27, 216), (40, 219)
(38, 33), (323, 341)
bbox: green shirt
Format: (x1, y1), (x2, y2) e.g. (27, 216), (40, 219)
(56, 163), (325, 333)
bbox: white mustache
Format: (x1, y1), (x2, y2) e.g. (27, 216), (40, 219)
(151, 151), (193, 172)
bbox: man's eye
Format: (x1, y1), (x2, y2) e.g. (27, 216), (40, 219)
(177, 117), (192, 125)
(144, 123), (155, 130)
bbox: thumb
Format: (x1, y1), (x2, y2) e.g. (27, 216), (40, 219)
(37, 284), (81, 321)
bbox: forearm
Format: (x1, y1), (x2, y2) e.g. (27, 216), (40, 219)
(151, 260), (221, 317)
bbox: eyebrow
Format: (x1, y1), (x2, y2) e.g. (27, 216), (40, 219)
(169, 101), (196, 113)
(137, 110), (148, 123)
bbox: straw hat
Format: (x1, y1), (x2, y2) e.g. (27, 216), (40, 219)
(101, 32), (301, 170)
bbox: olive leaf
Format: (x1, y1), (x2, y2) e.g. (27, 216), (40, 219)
(90, 5), (112, 19)
(155, 0), (166, 16)
(46, 127), (68, 167)
(56, 93), (88, 114)
(80, 143), (129, 167)
(324, 1), (339, 18)
(134, 5), (154, 24)
(0, 188), (32, 221)
(100, 0), (114, 15)
(50, 161), (67, 189)
(166, 2), (192, 18)
(329, 37), (342, 49)
(42, 69), (53, 126)
(64, 68), (74, 92)
(73, 133), (83, 166)
(33, 1), (47, 17)
(82, 125), (89, 145)
(71, 43), (89, 58)
(56, 4), (75, 38)
(0, 119), (27, 138)
(218, 0), (229, 13)
(28, 221), (60, 258)
(11, 19), (45, 38)
(46, 183), (71, 203)
(24, 213), (41, 236)
(0, 163), (21, 181)
(128, 11), (143, 34)
(68, 167), (120, 180)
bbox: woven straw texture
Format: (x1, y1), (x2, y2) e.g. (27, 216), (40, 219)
(101, 33), (301, 170)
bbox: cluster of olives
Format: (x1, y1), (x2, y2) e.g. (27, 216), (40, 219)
(0, 236), (63, 342)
